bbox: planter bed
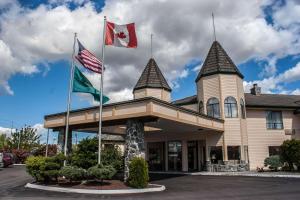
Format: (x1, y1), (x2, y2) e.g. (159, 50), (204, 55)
(25, 179), (165, 194)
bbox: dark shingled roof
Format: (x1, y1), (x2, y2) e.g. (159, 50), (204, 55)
(195, 41), (244, 82)
(133, 58), (172, 92)
(172, 95), (197, 106)
(173, 93), (300, 109)
(245, 93), (300, 108)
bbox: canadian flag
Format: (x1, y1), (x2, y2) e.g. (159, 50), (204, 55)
(105, 21), (137, 48)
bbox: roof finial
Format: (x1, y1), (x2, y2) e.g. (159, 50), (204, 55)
(212, 12), (217, 41)
(151, 33), (153, 58)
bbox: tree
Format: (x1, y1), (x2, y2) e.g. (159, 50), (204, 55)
(71, 137), (98, 169)
(280, 139), (300, 171)
(0, 134), (9, 150)
(8, 125), (41, 151)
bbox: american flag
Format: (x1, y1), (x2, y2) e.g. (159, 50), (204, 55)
(75, 40), (102, 74)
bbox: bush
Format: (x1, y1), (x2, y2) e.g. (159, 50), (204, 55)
(71, 138), (98, 169)
(33, 144), (57, 157)
(101, 145), (124, 172)
(25, 156), (46, 182)
(25, 154), (66, 183)
(280, 139), (300, 171)
(60, 166), (86, 182)
(87, 164), (116, 183)
(12, 149), (30, 164)
(264, 155), (282, 171)
(128, 157), (149, 188)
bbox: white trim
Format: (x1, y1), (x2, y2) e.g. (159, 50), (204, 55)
(25, 183), (165, 194)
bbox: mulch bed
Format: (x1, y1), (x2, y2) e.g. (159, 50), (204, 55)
(38, 179), (157, 190)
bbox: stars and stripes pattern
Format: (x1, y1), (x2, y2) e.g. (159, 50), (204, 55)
(75, 40), (102, 74)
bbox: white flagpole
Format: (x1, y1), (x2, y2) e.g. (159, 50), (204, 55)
(64, 32), (77, 166)
(98, 16), (107, 164)
(45, 128), (49, 157)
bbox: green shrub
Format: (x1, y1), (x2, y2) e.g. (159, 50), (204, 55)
(264, 155), (282, 171)
(128, 157), (149, 188)
(101, 145), (124, 172)
(25, 154), (66, 183)
(60, 166), (86, 182)
(280, 139), (300, 171)
(87, 164), (116, 182)
(71, 138), (98, 169)
(25, 156), (46, 182)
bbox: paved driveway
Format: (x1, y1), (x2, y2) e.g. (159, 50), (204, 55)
(1, 166), (300, 200)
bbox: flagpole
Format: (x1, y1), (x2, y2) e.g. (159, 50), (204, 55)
(64, 32), (77, 166)
(98, 16), (107, 164)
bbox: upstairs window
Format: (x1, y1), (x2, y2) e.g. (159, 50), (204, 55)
(207, 98), (220, 118)
(240, 98), (246, 119)
(266, 111), (283, 129)
(224, 96), (238, 118)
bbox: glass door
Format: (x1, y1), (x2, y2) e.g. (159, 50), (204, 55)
(148, 142), (165, 171)
(188, 141), (198, 171)
(168, 141), (182, 171)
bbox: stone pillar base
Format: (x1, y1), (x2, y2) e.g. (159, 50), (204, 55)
(124, 119), (145, 181)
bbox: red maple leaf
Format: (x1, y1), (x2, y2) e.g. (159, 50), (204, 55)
(117, 32), (126, 39)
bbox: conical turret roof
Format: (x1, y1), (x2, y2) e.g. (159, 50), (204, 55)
(134, 58), (172, 92)
(195, 41), (244, 82)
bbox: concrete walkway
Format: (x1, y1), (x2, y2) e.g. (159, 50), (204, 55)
(150, 170), (300, 178)
(191, 171), (300, 178)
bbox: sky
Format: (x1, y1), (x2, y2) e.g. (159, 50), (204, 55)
(0, 0), (300, 143)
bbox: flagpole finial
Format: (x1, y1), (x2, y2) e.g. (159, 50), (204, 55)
(212, 12), (217, 41)
(151, 33), (153, 58)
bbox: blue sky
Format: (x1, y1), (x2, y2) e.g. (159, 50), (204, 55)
(0, 0), (300, 143)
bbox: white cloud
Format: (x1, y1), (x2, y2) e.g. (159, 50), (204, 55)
(291, 89), (300, 95)
(244, 62), (300, 94)
(0, 0), (300, 100)
(0, 126), (16, 137)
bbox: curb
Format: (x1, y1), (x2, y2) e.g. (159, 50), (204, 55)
(191, 172), (300, 178)
(13, 164), (26, 166)
(25, 183), (166, 194)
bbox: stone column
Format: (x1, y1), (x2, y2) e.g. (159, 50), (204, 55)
(57, 129), (65, 153)
(124, 119), (145, 181)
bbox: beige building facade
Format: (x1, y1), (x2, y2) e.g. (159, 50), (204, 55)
(44, 41), (300, 172)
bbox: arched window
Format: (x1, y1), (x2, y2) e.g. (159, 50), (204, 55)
(199, 101), (204, 114)
(206, 98), (220, 118)
(240, 98), (246, 119)
(224, 96), (238, 118)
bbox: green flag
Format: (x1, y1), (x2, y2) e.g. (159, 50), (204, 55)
(72, 66), (109, 103)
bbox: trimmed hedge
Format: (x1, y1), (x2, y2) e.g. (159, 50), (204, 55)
(87, 164), (116, 182)
(60, 166), (86, 182)
(25, 154), (66, 183)
(128, 157), (149, 188)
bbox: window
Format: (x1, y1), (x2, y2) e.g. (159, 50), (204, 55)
(207, 98), (220, 118)
(269, 146), (281, 156)
(266, 111), (283, 129)
(210, 146), (223, 164)
(199, 101), (204, 114)
(227, 146), (240, 160)
(240, 98), (246, 119)
(224, 96), (238, 118)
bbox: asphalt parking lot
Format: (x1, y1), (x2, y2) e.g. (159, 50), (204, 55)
(1, 165), (300, 200)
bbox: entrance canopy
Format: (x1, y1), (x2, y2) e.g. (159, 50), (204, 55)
(44, 97), (224, 134)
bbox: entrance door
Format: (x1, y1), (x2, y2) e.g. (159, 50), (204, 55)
(148, 142), (165, 171)
(168, 141), (182, 171)
(188, 141), (198, 171)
